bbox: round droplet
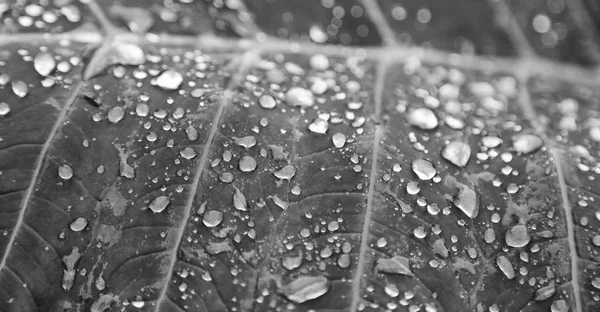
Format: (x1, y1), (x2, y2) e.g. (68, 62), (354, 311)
(107, 106), (125, 123)
(259, 94), (277, 109)
(136, 103), (149, 117)
(0, 102), (10, 116)
(550, 299), (568, 312)
(309, 54), (329, 70)
(239, 156), (257, 172)
(406, 181), (420, 195)
(34, 52), (56, 77)
(285, 87), (314, 107)
(384, 284), (400, 298)
(149, 195), (170, 213)
(203, 210), (223, 227)
(505, 224), (531, 248)
(58, 164), (73, 180)
(308, 118), (328, 134)
(156, 69), (183, 90)
(332, 133), (346, 148)
(442, 141), (471, 167)
(12, 81), (28, 98)
(513, 134), (543, 154)
(179, 147), (197, 160)
(412, 159), (436, 180)
(309, 25), (328, 43)
(408, 108), (438, 130)
(70, 217), (88, 232)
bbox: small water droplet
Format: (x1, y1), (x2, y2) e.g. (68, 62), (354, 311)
(58, 164), (73, 180)
(285, 87), (314, 107)
(156, 69), (183, 90)
(202, 210), (223, 227)
(239, 155), (257, 172)
(279, 275), (330, 304)
(408, 108), (438, 130)
(332, 133), (346, 148)
(442, 141), (471, 167)
(149, 195), (170, 213)
(412, 159), (436, 180)
(107, 106), (125, 123)
(34, 52), (56, 77)
(505, 224), (531, 248)
(70, 217), (88, 232)
(513, 134), (543, 154)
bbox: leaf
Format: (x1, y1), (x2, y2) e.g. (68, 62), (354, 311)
(1, 1), (600, 312)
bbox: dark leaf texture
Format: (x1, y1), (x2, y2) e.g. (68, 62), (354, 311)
(0, 1), (599, 312)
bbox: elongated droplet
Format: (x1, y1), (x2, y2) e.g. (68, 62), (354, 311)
(442, 141), (471, 167)
(279, 275), (330, 304)
(149, 195), (170, 213)
(12, 80), (28, 98)
(412, 159), (436, 180)
(374, 256), (414, 276)
(70, 217), (88, 232)
(496, 255), (515, 279)
(233, 188), (248, 211)
(34, 52), (56, 76)
(332, 133), (346, 148)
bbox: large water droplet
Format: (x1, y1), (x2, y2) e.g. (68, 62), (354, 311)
(412, 159), (436, 180)
(233, 136), (256, 149)
(0, 102), (10, 116)
(58, 164), (73, 180)
(453, 186), (478, 219)
(408, 108), (438, 130)
(70, 217), (88, 232)
(551, 300), (568, 312)
(203, 210), (223, 227)
(375, 256), (414, 276)
(149, 195), (170, 213)
(239, 155), (257, 172)
(309, 54), (329, 70)
(285, 87), (314, 107)
(496, 255), (515, 279)
(12, 80), (28, 98)
(442, 141), (471, 167)
(179, 147), (197, 160)
(259, 94), (277, 109)
(513, 134), (543, 154)
(274, 165), (296, 180)
(505, 224), (531, 248)
(332, 133), (346, 148)
(233, 188), (248, 211)
(34, 52), (56, 77)
(107, 106), (125, 124)
(156, 69), (183, 90)
(279, 275), (330, 304)
(308, 118), (328, 134)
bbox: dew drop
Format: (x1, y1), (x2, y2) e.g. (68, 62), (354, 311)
(136, 103), (149, 117)
(58, 164), (73, 180)
(233, 136), (256, 149)
(186, 126), (198, 141)
(70, 217), (88, 232)
(34, 52), (56, 77)
(12, 81), (28, 98)
(505, 224), (531, 248)
(496, 255), (515, 279)
(279, 275), (330, 304)
(107, 106), (125, 123)
(179, 147), (197, 160)
(332, 133), (346, 148)
(285, 87), (314, 107)
(550, 299), (568, 312)
(239, 155), (257, 172)
(442, 141), (471, 167)
(149, 195), (170, 213)
(202, 210), (223, 227)
(453, 186), (479, 219)
(412, 159), (436, 180)
(308, 118), (329, 134)
(233, 188), (248, 211)
(406, 181), (420, 195)
(309, 25), (328, 43)
(274, 165), (296, 180)
(384, 284), (400, 298)
(0, 102), (10, 116)
(156, 69), (183, 90)
(482, 136), (503, 148)
(374, 256), (414, 276)
(309, 54), (329, 70)
(513, 134), (543, 154)
(408, 108), (438, 130)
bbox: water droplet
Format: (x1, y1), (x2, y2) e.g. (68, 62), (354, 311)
(279, 275), (330, 304)
(375, 256), (414, 276)
(202, 210), (223, 227)
(186, 126), (198, 141)
(453, 186), (479, 219)
(384, 284), (400, 298)
(534, 282), (556, 301)
(513, 134), (543, 154)
(496, 255), (515, 279)
(239, 156), (257, 172)
(34, 52), (56, 77)
(282, 252), (303, 271)
(412, 159), (436, 180)
(107, 106), (125, 123)
(332, 133), (346, 148)
(408, 108), (438, 130)
(58, 164), (73, 180)
(136, 103), (149, 117)
(337, 254), (351, 268)
(406, 181), (420, 195)
(233, 136), (256, 149)
(551, 299), (568, 312)
(179, 147), (197, 159)
(505, 224), (531, 248)
(156, 69), (183, 90)
(308, 118), (328, 134)
(285, 87), (314, 107)
(259, 94), (277, 109)
(442, 141), (471, 167)
(274, 165), (296, 180)
(149, 195), (170, 213)
(0, 102), (10, 116)
(233, 188), (248, 211)
(309, 54), (329, 70)
(482, 136), (503, 148)
(592, 277), (600, 290)
(12, 81), (28, 98)
(70, 217), (88, 232)
(309, 25), (328, 43)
